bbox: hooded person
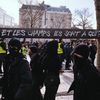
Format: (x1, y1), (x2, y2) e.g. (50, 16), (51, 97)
(68, 44), (100, 100)
(30, 45), (44, 100)
(43, 40), (62, 100)
(1, 38), (33, 100)
(72, 44), (89, 58)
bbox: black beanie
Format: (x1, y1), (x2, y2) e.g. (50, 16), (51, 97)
(73, 44), (89, 58)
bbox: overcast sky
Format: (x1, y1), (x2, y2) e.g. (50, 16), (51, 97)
(0, 0), (96, 28)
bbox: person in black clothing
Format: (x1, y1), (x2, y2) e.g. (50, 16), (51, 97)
(30, 46), (43, 100)
(68, 44), (100, 100)
(89, 40), (97, 65)
(57, 38), (65, 65)
(64, 42), (73, 70)
(1, 38), (33, 100)
(43, 40), (62, 100)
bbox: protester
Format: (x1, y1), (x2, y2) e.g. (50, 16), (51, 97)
(89, 40), (97, 65)
(43, 40), (62, 100)
(57, 38), (65, 65)
(64, 42), (73, 70)
(20, 42), (28, 58)
(1, 38), (33, 100)
(30, 45), (43, 100)
(68, 44), (100, 100)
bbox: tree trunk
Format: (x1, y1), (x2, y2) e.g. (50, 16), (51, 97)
(94, 0), (100, 71)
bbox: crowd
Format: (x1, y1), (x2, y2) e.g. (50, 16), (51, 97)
(0, 38), (99, 100)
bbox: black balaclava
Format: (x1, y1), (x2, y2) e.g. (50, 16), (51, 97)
(46, 40), (58, 55)
(8, 38), (22, 55)
(72, 44), (90, 59)
(72, 44), (90, 67)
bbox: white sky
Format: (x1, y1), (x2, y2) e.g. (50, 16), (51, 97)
(0, 0), (96, 28)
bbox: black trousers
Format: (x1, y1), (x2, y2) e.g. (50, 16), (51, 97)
(44, 75), (60, 100)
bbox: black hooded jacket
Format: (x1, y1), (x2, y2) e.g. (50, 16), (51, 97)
(68, 44), (100, 100)
(2, 53), (33, 100)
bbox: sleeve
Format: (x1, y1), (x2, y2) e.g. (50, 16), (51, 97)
(14, 59), (33, 100)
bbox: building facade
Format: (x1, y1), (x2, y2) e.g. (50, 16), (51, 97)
(0, 7), (15, 27)
(19, 4), (72, 29)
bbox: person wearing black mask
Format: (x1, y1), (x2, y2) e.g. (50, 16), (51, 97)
(1, 38), (33, 100)
(68, 44), (100, 100)
(43, 40), (62, 100)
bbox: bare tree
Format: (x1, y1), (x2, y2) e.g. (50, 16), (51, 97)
(50, 13), (70, 28)
(18, 0), (45, 28)
(72, 8), (93, 29)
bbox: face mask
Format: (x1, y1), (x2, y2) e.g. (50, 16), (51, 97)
(72, 54), (84, 66)
(9, 46), (19, 54)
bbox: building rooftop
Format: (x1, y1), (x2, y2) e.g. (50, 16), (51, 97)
(20, 4), (71, 13)
(47, 6), (71, 13)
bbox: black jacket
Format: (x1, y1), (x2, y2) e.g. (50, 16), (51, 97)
(30, 52), (44, 87)
(2, 53), (33, 100)
(69, 58), (100, 100)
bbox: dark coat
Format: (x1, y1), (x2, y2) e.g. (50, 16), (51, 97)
(89, 44), (97, 58)
(45, 40), (62, 76)
(69, 57), (100, 100)
(30, 52), (44, 86)
(30, 53), (44, 100)
(2, 53), (33, 100)
(43, 40), (61, 100)
(89, 44), (97, 64)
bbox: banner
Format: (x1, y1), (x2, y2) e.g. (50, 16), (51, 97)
(0, 28), (100, 38)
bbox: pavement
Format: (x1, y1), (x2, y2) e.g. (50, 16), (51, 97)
(56, 70), (74, 100)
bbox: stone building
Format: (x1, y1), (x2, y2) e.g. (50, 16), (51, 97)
(0, 7), (15, 27)
(19, 4), (72, 29)
(19, 4), (72, 43)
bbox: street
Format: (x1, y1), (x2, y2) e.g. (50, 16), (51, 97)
(56, 70), (74, 100)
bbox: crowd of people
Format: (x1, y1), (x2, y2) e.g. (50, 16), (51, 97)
(0, 38), (99, 100)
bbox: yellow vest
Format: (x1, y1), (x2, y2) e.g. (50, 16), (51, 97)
(57, 43), (63, 54)
(0, 46), (6, 53)
(21, 47), (27, 56)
